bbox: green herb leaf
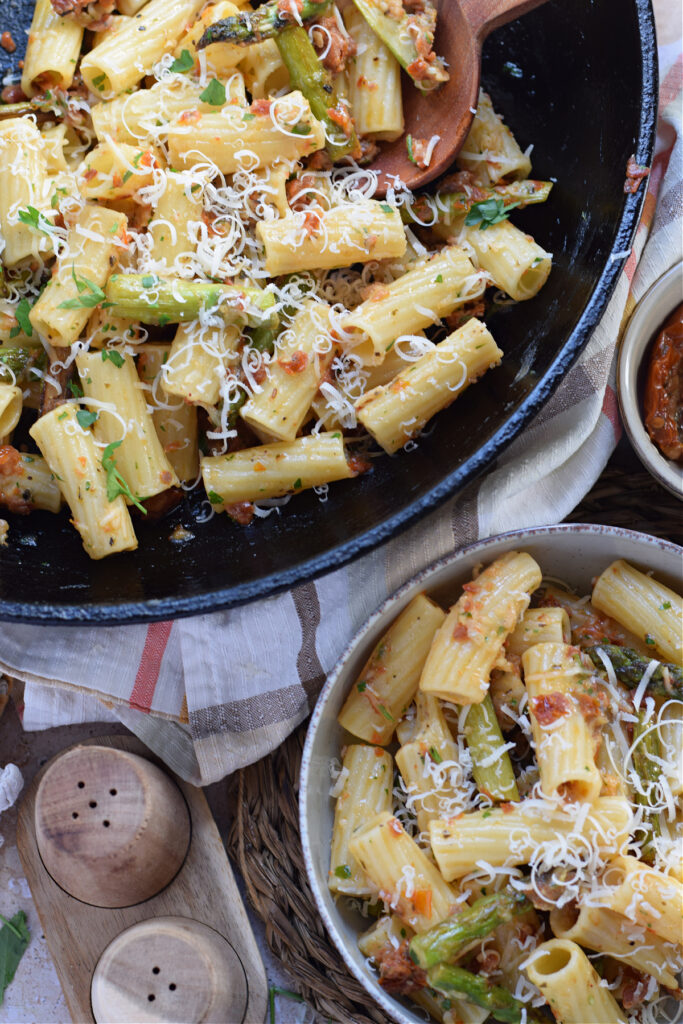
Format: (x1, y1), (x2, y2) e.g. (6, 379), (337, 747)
(101, 441), (147, 514)
(429, 747), (442, 764)
(380, 203), (393, 214)
(169, 49), (194, 74)
(334, 864), (352, 879)
(434, 274), (443, 283)
(378, 703), (394, 722)
(406, 134), (416, 164)
(12, 298), (33, 339)
(101, 349), (125, 368)
(76, 409), (98, 429)
(17, 206), (53, 236)
(199, 78), (226, 106)
(290, 121), (311, 135)
(69, 379), (83, 398)
(141, 274), (158, 289)
(92, 72), (107, 91)
(268, 987), (303, 1024)
(660, 601), (672, 610)
(0, 910), (30, 1005)
(59, 269), (106, 310)
(207, 490), (224, 505)
(242, 112), (255, 121)
(356, 681), (367, 693)
(464, 198), (522, 230)
(293, 477), (302, 490)
(51, 186), (68, 209)
(122, 169), (133, 184)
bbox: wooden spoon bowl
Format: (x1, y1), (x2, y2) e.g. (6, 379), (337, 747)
(371, 0), (550, 195)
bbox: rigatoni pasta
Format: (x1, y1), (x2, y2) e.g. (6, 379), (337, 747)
(328, 551), (683, 1022)
(2, 0), (556, 554)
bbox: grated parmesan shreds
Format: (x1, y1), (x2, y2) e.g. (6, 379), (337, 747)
(328, 558), (683, 1021)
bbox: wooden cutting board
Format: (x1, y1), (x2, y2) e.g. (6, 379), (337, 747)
(16, 734), (267, 1023)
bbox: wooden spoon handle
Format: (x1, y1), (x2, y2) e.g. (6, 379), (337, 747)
(459, 0), (550, 38)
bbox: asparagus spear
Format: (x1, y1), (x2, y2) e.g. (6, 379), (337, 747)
(198, 0), (333, 47)
(587, 645), (683, 697)
(104, 275), (277, 329)
(275, 25), (360, 162)
(0, 347), (33, 380)
(403, 181), (554, 230)
(462, 693), (520, 802)
(410, 887), (531, 970)
(633, 710), (662, 864)
(351, 0), (449, 93)
(428, 964), (546, 1024)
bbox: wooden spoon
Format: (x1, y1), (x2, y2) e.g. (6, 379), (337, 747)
(371, 0), (550, 195)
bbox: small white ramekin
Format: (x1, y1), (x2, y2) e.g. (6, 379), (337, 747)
(617, 261), (683, 501)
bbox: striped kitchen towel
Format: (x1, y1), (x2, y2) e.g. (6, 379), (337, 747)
(2, 13), (680, 785)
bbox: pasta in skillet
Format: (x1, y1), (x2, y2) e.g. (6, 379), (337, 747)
(0, 0), (553, 557)
(331, 556), (683, 1023)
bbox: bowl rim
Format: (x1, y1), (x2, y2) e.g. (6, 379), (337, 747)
(0, 0), (658, 625)
(298, 522), (682, 1024)
(617, 259), (683, 501)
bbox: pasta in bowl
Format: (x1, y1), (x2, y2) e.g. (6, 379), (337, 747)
(299, 524), (683, 1024)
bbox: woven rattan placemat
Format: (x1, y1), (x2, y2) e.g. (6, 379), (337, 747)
(225, 446), (682, 1024)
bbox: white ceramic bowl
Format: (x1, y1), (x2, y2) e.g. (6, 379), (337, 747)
(299, 524), (682, 1024)
(617, 261), (683, 501)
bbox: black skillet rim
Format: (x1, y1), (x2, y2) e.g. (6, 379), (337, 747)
(0, 0), (658, 624)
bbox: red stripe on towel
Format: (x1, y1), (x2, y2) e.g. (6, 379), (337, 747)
(130, 621), (173, 713)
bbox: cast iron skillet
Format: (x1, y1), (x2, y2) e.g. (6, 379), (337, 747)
(0, 0), (657, 623)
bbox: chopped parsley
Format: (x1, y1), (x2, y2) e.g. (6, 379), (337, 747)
(199, 78), (226, 106)
(429, 747), (442, 764)
(101, 441), (147, 513)
(51, 186), (68, 209)
(293, 477), (302, 490)
(91, 72), (107, 91)
(434, 274), (443, 283)
(378, 703), (394, 722)
(660, 601), (671, 610)
(290, 121), (311, 135)
(207, 490), (224, 505)
(59, 267), (106, 310)
(169, 49), (194, 74)
(645, 634), (656, 645)
(101, 349), (125, 368)
(334, 864), (352, 879)
(76, 409), (98, 429)
(356, 681), (367, 693)
(380, 203), (393, 214)
(406, 134), (416, 164)
(242, 112), (255, 121)
(17, 206), (53, 236)
(141, 274), (158, 289)
(465, 198), (522, 230)
(11, 298), (33, 339)
(122, 169), (133, 184)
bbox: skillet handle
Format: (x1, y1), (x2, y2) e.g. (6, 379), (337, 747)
(459, 0), (550, 38)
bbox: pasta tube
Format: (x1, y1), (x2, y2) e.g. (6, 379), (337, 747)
(0, 119), (51, 267)
(341, 247), (484, 364)
(241, 302), (335, 441)
(21, 0), (84, 97)
(0, 450), (61, 514)
(76, 352), (179, 501)
(201, 432), (359, 506)
(597, 856), (683, 946)
(29, 207), (127, 347)
(549, 903), (679, 988)
(329, 745), (393, 897)
(355, 318), (502, 454)
(429, 797), (631, 881)
(507, 607), (570, 657)
(137, 345), (199, 483)
(148, 172), (201, 272)
(524, 939), (626, 1024)
(80, 0), (206, 96)
(395, 695), (463, 832)
(167, 91), (325, 173)
(463, 220), (552, 302)
(0, 385), (23, 438)
(163, 322), (240, 406)
(256, 203), (406, 276)
(522, 642), (603, 803)
(174, 2), (245, 77)
(344, 6), (403, 141)
(338, 594), (446, 745)
(458, 90), (532, 186)
(77, 143), (159, 201)
(592, 560), (683, 665)
(348, 812), (456, 933)
(29, 406), (137, 559)
(420, 551), (542, 704)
